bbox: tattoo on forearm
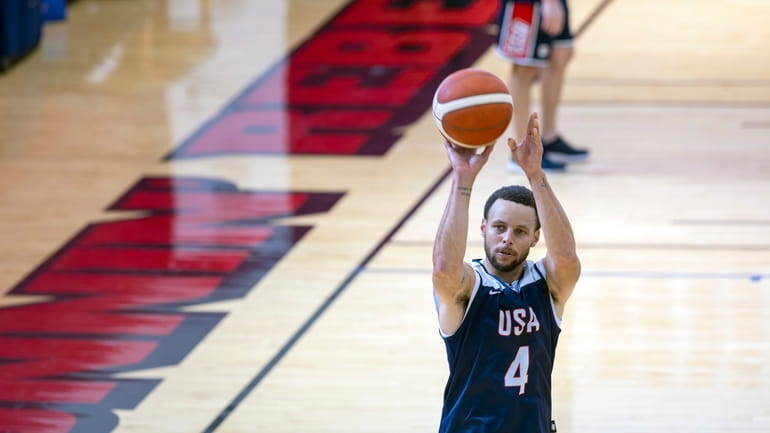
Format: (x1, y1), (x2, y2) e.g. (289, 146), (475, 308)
(457, 186), (471, 197)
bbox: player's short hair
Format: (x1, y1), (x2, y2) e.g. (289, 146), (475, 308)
(483, 185), (540, 230)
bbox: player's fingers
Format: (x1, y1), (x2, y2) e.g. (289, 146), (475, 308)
(527, 112), (539, 133)
(479, 143), (494, 158)
(445, 139), (461, 152)
(507, 137), (518, 150)
(526, 117), (541, 145)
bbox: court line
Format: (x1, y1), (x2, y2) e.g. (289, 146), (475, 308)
(742, 121), (770, 129)
(200, 167), (452, 433)
(363, 267), (767, 282)
(389, 239), (770, 251)
(671, 219), (770, 226)
(568, 77), (770, 88)
(574, 243), (770, 251)
(561, 100), (770, 108)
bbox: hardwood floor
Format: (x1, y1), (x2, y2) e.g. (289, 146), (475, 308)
(0, 1), (768, 432)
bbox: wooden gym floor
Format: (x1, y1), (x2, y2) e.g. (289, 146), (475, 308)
(0, 0), (769, 432)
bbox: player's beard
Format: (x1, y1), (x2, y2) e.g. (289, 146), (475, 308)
(484, 241), (529, 274)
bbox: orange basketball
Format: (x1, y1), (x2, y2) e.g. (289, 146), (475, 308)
(432, 68), (513, 148)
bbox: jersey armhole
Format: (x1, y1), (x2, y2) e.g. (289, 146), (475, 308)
(438, 268), (481, 338)
(534, 259), (563, 328)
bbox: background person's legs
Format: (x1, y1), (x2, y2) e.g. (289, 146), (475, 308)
(539, 43), (589, 163)
(509, 63), (567, 172)
(540, 44), (573, 143)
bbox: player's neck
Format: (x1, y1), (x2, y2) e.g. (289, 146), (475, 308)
(481, 259), (525, 286)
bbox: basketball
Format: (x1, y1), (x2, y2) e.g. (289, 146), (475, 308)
(432, 68), (513, 148)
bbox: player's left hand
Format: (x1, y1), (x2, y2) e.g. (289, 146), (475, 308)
(508, 112), (544, 177)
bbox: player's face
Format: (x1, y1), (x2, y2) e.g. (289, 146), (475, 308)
(481, 199), (539, 274)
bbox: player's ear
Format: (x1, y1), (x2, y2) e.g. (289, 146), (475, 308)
(530, 229), (540, 247)
(480, 219), (487, 237)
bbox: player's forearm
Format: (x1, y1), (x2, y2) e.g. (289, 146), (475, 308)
(432, 175), (474, 280)
(528, 172), (577, 260)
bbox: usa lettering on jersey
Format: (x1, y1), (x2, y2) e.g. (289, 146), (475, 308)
(498, 307), (541, 336)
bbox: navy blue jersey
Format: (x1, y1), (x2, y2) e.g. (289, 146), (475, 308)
(439, 259), (561, 433)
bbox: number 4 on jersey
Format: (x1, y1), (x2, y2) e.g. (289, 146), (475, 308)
(504, 346), (529, 395)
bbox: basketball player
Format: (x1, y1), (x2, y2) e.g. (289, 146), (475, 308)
(497, 0), (589, 172)
(432, 112), (580, 433)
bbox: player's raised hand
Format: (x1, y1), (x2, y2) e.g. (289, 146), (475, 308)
(444, 139), (494, 177)
(508, 112), (544, 177)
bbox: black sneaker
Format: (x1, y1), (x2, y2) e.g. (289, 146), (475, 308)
(543, 136), (589, 163)
(507, 154), (567, 173)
